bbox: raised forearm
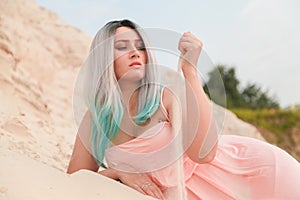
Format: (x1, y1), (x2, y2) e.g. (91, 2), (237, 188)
(182, 65), (215, 163)
(177, 32), (217, 163)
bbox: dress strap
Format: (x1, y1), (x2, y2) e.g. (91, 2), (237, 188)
(160, 87), (170, 121)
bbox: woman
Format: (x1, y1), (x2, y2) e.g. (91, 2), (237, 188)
(67, 19), (300, 200)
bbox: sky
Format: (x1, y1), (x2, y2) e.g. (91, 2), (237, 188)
(36, 0), (300, 108)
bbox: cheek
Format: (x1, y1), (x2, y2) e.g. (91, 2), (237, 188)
(142, 51), (148, 63)
(113, 50), (126, 79)
(114, 49), (124, 61)
(114, 54), (132, 80)
(114, 59), (123, 79)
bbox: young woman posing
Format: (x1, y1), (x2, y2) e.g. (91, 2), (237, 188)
(68, 19), (300, 200)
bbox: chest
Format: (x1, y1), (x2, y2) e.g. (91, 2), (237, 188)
(111, 107), (168, 146)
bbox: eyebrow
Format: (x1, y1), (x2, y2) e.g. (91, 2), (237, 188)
(114, 39), (143, 43)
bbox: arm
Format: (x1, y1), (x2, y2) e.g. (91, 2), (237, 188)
(67, 111), (99, 174)
(67, 112), (122, 180)
(177, 32), (218, 163)
(67, 111), (165, 199)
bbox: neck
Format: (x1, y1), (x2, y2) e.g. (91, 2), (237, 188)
(118, 80), (140, 113)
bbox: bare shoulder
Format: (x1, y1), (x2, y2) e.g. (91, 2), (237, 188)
(80, 110), (92, 132)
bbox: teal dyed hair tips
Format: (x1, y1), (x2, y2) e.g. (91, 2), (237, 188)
(91, 103), (124, 166)
(133, 88), (162, 125)
(91, 87), (162, 167)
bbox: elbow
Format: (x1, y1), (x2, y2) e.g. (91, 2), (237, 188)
(198, 149), (217, 163)
(188, 151), (216, 164)
(66, 164), (78, 174)
(186, 142), (218, 164)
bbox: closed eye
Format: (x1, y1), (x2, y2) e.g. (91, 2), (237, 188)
(137, 46), (146, 51)
(115, 46), (127, 50)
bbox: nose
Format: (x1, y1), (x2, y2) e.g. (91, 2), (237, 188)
(129, 47), (140, 58)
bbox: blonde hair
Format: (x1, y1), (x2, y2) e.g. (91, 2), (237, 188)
(84, 19), (161, 166)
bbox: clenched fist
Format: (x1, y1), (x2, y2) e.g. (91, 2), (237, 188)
(178, 32), (203, 76)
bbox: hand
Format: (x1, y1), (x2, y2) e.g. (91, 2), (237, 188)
(178, 32), (203, 75)
(116, 170), (165, 200)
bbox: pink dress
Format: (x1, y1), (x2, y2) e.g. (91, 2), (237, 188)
(105, 97), (300, 199)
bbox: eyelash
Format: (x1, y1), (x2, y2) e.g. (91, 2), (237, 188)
(116, 47), (127, 50)
(115, 45), (146, 51)
(137, 46), (146, 50)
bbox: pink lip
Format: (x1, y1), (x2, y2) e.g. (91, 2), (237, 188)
(129, 61), (142, 67)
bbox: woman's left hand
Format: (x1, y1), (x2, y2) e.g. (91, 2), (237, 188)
(178, 32), (203, 74)
(116, 170), (165, 200)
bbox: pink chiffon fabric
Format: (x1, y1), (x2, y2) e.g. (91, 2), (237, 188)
(105, 94), (300, 199)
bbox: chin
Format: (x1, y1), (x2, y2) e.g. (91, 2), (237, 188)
(129, 71), (146, 82)
(118, 70), (146, 83)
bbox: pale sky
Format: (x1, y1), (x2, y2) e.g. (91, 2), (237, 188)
(36, 0), (300, 108)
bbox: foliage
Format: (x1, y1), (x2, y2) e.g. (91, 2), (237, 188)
(242, 83), (279, 109)
(231, 108), (300, 145)
(204, 65), (279, 109)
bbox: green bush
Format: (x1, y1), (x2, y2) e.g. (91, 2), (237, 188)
(231, 108), (300, 145)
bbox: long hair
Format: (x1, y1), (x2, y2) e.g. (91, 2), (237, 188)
(84, 19), (161, 166)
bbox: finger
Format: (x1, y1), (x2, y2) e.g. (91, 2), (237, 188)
(143, 183), (164, 200)
(152, 188), (165, 200)
(180, 34), (199, 44)
(179, 38), (202, 50)
(185, 32), (201, 42)
(142, 186), (158, 199)
(178, 39), (202, 54)
(178, 41), (192, 54)
(132, 183), (146, 195)
(145, 189), (156, 198)
(182, 32), (202, 42)
(179, 35), (202, 49)
(179, 41), (194, 51)
(180, 34), (196, 42)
